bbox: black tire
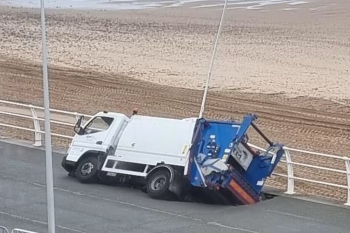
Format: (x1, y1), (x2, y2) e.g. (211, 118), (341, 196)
(146, 169), (174, 200)
(75, 156), (98, 183)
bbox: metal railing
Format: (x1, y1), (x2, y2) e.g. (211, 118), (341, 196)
(248, 143), (350, 206)
(0, 227), (37, 233)
(0, 99), (349, 206)
(11, 229), (38, 233)
(0, 100), (92, 146)
(0, 226), (9, 233)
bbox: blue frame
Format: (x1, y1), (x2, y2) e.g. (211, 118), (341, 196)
(187, 114), (284, 196)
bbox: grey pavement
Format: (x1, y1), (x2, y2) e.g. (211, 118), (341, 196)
(0, 140), (350, 233)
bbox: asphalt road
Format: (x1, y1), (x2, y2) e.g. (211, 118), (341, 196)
(1, 140), (350, 233)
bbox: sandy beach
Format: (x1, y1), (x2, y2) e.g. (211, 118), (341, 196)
(0, 0), (350, 202)
(0, 0), (349, 101)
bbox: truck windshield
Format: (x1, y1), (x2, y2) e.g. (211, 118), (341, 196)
(84, 116), (114, 134)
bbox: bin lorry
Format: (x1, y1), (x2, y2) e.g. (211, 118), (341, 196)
(61, 110), (284, 205)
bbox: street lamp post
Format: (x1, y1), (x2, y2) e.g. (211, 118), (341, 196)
(199, 0), (229, 118)
(40, 0), (56, 232)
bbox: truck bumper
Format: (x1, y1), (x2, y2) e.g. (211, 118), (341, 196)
(61, 155), (76, 173)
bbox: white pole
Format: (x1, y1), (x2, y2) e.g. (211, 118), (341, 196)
(198, 0), (229, 118)
(40, 1), (56, 232)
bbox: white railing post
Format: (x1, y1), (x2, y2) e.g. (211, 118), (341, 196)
(344, 157), (350, 206)
(284, 149), (296, 195)
(0, 226), (9, 233)
(74, 112), (79, 121)
(29, 105), (42, 147)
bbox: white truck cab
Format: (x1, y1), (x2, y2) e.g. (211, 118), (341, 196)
(66, 111), (130, 163)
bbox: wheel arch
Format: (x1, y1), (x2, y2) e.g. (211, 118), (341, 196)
(76, 150), (105, 168)
(145, 164), (185, 198)
(146, 164), (175, 183)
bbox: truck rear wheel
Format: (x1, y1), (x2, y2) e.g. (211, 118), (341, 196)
(75, 156), (98, 183)
(146, 169), (174, 200)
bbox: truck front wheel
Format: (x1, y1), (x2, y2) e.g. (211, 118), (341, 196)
(75, 156), (98, 183)
(146, 169), (174, 200)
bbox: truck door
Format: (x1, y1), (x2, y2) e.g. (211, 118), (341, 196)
(72, 116), (115, 152)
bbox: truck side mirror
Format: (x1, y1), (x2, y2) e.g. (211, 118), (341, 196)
(74, 116), (85, 135)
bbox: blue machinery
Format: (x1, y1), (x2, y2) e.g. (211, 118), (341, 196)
(187, 114), (285, 205)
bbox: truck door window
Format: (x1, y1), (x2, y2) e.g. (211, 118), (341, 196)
(84, 116), (114, 134)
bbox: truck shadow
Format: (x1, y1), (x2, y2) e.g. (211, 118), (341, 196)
(96, 178), (278, 206)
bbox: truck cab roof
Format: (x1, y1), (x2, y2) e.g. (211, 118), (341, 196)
(94, 111), (129, 119)
(93, 111), (199, 123)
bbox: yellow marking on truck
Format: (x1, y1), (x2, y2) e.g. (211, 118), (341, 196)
(182, 145), (188, 154)
(222, 154), (228, 162)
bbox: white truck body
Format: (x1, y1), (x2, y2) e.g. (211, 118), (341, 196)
(65, 111), (198, 178)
